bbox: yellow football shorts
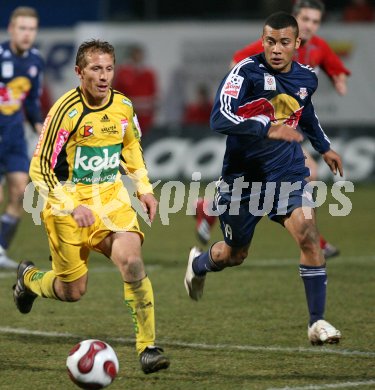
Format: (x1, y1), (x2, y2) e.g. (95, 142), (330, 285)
(42, 182), (144, 282)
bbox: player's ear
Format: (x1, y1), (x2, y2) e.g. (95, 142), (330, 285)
(295, 36), (301, 50)
(75, 65), (82, 79)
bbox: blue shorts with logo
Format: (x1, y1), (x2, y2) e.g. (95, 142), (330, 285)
(0, 123), (29, 180)
(214, 178), (314, 248)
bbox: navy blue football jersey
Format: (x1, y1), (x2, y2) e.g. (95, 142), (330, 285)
(210, 53), (331, 184)
(0, 41), (44, 127)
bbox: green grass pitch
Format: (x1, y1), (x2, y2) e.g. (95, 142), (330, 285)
(0, 184), (374, 389)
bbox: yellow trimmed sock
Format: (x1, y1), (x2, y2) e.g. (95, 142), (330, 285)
(24, 268), (58, 300)
(124, 276), (155, 355)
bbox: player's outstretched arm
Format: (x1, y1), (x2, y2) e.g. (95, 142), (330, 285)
(332, 73), (348, 96)
(322, 149), (344, 176)
(267, 124), (304, 143)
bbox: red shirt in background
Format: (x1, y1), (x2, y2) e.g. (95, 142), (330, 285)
(232, 35), (351, 79)
(183, 102), (212, 125)
(113, 65), (157, 134)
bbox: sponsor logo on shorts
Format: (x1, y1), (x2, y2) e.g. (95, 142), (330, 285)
(72, 144), (121, 184)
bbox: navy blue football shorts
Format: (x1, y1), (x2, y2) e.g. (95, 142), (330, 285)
(214, 179), (314, 248)
(0, 123), (29, 180)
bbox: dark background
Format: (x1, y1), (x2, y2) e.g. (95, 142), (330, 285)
(1, 0), (374, 26)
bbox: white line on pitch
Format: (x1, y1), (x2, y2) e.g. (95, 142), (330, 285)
(267, 379), (375, 389)
(0, 326), (374, 358)
(0, 254), (373, 279)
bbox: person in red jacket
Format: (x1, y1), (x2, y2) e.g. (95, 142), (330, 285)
(343, 0), (375, 23)
(195, 0), (351, 259)
(113, 45), (157, 135)
(183, 84), (213, 126)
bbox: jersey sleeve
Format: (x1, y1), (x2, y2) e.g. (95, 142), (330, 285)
(232, 39), (263, 64)
(299, 97), (331, 154)
(120, 110), (153, 195)
(23, 55), (44, 127)
(317, 38), (351, 78)
(210, 61), (271, 137)
(29, 96), (79, 213)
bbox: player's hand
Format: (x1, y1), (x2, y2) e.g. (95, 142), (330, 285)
(72, 205), (95, 227)
(139, 193), (158, 223)
(267, 124), (304, 143)
(332, 74), (347, 96)
(322, 149), (344, 177)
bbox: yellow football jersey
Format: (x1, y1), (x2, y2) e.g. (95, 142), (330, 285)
(30, 87), (153, 213)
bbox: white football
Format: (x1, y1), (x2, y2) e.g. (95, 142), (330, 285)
(66, 339), (119, 389)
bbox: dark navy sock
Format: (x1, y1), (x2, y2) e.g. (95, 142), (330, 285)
(299, 264), (327, 326)
(192, 248), (223, 276)
(0, 213), (20, 249)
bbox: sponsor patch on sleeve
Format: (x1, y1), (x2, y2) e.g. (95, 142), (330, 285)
(51, 129), (69, 168)
(132, 114), (142, 139)
(223, 74), (244, 99)
(33, 115), (51, 157)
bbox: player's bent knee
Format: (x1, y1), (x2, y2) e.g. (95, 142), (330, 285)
(120, 256), (144, 279)
(63, 291), (84, 302)
(55, 278), (86, 302)
(227, 248), (248, 267)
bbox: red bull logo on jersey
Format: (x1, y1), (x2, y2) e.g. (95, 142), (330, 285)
(283, 106), (303, 128)
(296, 87), (308, 100)
(223, 74), (244, 99)
(236, 94), (303, 128)
(270, 94), (302, 128)
(72, 144), (121, 184)
(236, 98), (276, 122)
(0, 76), (31, 115)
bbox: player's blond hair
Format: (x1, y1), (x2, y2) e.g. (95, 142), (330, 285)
(10, 7), (39, 23)
(76, 40), (116, 69)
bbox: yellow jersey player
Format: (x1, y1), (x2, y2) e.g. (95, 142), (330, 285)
(13, 39), (170, 375)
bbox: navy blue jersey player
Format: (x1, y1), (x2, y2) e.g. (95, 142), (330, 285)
(0, 7), (44, 269)
(185, 12), (344, 346)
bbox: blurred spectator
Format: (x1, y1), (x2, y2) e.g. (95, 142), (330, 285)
(113, 44), (158, 134)
(40, 82), (53, 119)
(183, 84), (213, 126)
(343, 0), (375, 22)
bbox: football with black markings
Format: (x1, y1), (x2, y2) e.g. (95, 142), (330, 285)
(66, 339), (119, 389)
